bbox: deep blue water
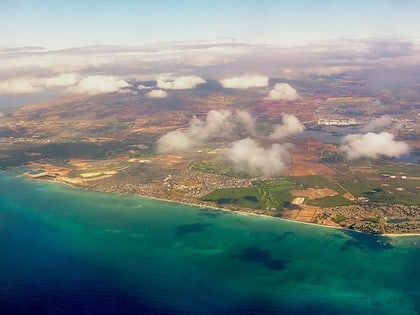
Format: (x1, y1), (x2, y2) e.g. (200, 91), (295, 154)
(0, 172), (419, 314)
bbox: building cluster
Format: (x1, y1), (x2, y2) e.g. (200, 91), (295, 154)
(319, 204), (419, 234)
(317, 117), (359, 126)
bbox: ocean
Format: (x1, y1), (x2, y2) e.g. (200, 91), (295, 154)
(0, 172), (419, 314)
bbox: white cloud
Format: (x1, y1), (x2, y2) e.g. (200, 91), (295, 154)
(340, 132), (410, 160)
(227, 138), (291, 176)
(362, 115), (393, 132)
(137, 84), (150, 90)
(156, 131), (197, 153)
(156, 110), (255, 153)
(219, 75), (269, 89)
(234, 110), (256, 135)
(265, 83), (299, 101)
(269, 114), (305, 140)
(64, 75), (130, 95)
(156, 76), (205, 90)
(146, 89), (168, 98)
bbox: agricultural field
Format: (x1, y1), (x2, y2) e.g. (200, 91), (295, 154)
(375, 163), (420, 177)
(335, 165), (420, 206)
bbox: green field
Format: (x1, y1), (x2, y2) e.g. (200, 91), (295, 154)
(202, 178), (297, 211)
(339, 177), (382, 196)
(201, 187), (263, 209)
(331, 214), (348, 224)
(253, 178), (298, 191)
(253, 178), (297, 209)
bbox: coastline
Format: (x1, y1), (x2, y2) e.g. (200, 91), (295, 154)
(22, 175), (420, 238)
(138, 193), (347, 231)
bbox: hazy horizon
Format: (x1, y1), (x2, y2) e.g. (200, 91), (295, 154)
(3, 0), (420, 49)
(2, 1), (420, 106)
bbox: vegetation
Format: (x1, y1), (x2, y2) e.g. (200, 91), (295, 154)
(202, 187), (263, 209)
(338, 176), (376, 195)
(253, 179), (297, 210)
(253, 178), (297, 190)
(321, 150), (339, 163)
(0, 140), (145, 169)
(307, 195), (353, 208)
(375, 164), (420, 177)
(190, 161), (250, 178)
(108, 121), (135, 134)
(338, 174), (420, 206)
(202, 178), (297, 211)
(364, 217), (380, 224)
(332, 214), (348, 224)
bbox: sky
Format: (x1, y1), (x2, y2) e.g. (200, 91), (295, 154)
(1, 0), (420, 48)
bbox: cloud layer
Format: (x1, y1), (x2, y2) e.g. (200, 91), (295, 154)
(340, 132), (410, 160)
(0, 74), (77, 94)
(2, 38), (420, 106)
(265, 83), (299, 101)
(219, 75), (269, 89)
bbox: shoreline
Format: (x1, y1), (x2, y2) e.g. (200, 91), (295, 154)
(138, 193), (348, 231)
(21, 175), (420, 238)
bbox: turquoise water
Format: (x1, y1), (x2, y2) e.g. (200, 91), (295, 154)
(0, 172), (419, 314)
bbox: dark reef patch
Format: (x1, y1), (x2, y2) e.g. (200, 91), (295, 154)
(235, 246), (289, 271)
(272, 231), (295, 243)
(175, 222), (213, 236)
(196, 208), (222, 219)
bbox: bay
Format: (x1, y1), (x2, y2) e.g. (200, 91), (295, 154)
(0, 172), (419, 314)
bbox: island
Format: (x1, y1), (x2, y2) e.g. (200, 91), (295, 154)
(0, 77), (419, 235)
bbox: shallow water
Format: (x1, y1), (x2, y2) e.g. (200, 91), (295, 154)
(0, 173), (419, 314)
